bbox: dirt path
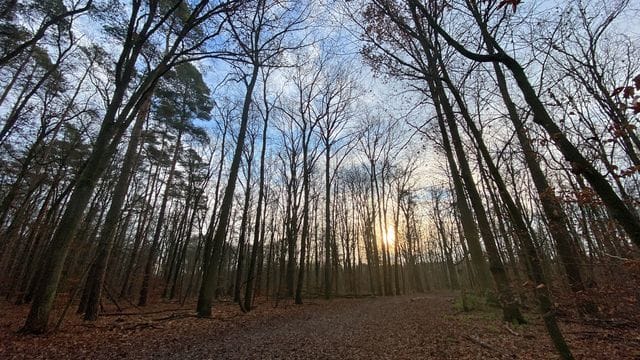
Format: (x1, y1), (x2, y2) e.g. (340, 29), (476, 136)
(160, 295), (467, 360)
(1, 293), (639, 359)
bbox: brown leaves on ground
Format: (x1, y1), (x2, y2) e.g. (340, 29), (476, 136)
(1, 292), (639, 359)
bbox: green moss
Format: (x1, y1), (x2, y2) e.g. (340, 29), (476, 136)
(454, 292), (487, 312)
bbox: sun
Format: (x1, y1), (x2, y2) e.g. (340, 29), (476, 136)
(383, 226), (395, 246)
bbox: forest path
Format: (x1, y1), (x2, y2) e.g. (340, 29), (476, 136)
(2, 293), (638, 359)
(166, 294), (469, 359)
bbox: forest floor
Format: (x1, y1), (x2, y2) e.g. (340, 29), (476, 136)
(0, 292), (639, 359)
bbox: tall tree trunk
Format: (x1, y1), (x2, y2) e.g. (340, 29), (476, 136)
(244, 92), (269, 310)
(82, 95), (150, 320)
(295, 131), (311, 304)
(21, 118), (121, 333)
(490, 58), (589, 298)
(234, 147), (254, 305)
(197, 65), (259, 317)
(139, 128), (183, 306)
(324, 142), (332, 299)
(427, 64), (524, 321)
(429, 88), (491, 291)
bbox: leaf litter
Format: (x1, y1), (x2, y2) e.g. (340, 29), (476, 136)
(0, 293), (638, 359)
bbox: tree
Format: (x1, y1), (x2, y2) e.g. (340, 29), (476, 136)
(243, 67), (278, 311)
(21, 0), (236, 334)
(411, 0), (640, 250)
(316, 61), (358, 299)
(0, 0), (92, 69)
(197, 0), (309, 317)
(138, 63), (212, 307)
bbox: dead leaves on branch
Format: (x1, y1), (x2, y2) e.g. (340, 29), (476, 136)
(496, 0), (522, 12)
(612, 74), (640, 114)
(611, 86), (635, 99)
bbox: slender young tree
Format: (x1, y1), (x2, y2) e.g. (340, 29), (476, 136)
(243, 68), (277, 311)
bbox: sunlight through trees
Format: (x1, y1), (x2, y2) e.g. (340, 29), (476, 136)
(0, 1), (639, 358)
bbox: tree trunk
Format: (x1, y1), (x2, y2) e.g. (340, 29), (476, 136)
(197, 64), (259, 317)
(82, 95), (150, 320)
(139, 128), (182, 306)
